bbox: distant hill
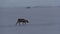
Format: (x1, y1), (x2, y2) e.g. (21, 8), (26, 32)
(32, 6), (59, 8)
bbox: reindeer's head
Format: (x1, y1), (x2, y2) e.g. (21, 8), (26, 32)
(25, 20), (29, 23)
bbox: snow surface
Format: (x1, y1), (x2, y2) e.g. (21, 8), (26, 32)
(0, 7), (60, 34)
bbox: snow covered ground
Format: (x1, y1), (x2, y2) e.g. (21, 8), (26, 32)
(0, 7), (60, 34)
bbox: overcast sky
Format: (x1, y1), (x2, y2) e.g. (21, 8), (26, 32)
(0, 0), (60, 7)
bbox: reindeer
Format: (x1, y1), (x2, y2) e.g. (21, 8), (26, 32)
(16, 18), (29, 25)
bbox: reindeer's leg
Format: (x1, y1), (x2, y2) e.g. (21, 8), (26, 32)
(23, 22), (26, 24)
(16, 22), (18, 26)
(22, 22), (24, 25)
(23, 22), (26, 25)
(19, 22), (20, 25)
(24, 22), (26, 24)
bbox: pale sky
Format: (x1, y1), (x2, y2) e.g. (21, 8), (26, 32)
(0, 0), (60, 7)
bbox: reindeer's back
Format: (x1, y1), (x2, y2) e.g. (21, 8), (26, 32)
(18, 19), (25, 22)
